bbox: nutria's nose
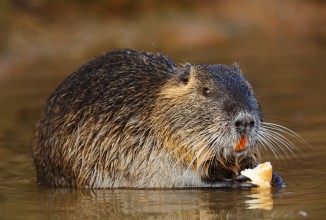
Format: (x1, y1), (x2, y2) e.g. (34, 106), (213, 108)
(234, 115), (255, 134)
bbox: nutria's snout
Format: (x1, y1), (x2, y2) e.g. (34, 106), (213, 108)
(234, 113), (256, 135)
(228, 112), (261, 156)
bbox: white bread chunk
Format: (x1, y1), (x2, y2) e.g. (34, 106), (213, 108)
(241, 162), (272, 188)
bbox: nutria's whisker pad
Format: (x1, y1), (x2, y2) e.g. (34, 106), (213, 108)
(32, 49), (301, 188)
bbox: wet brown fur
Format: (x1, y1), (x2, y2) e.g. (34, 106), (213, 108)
(32, 49), (261, 188)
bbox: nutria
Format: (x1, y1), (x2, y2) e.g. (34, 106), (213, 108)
(32, 49), (285, 188)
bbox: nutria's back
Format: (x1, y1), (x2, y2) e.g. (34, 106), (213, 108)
(33, 49), (268, 188)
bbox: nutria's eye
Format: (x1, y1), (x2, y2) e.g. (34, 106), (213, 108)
(202, 87), (212, 97)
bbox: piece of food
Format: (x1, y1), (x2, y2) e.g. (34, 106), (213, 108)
(241, 162), (273, 188)
(233, 135), (246, 151)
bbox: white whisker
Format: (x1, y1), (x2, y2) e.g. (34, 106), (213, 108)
(257, 122), (306, 160)
(259, 130), (293, 160)
(255, 132), (279, 159)
(261, 122), (307, 144)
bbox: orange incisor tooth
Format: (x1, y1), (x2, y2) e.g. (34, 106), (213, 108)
(233, 135), (246, 151)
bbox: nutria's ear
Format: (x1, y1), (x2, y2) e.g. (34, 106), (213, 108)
(176, 64), (195, 85)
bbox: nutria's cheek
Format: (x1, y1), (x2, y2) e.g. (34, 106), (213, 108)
(196, 150), (213, 170)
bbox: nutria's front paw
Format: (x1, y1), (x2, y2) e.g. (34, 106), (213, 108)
(226, 175), (258, 189)
(271, 172), (285, 188)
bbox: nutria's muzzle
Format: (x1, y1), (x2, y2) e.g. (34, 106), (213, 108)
(233, 111), (257, 134)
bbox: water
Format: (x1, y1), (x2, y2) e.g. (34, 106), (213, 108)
(1, 8), (326, 219)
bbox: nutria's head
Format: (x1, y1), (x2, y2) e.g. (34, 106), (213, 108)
(153, 63), (263, 179)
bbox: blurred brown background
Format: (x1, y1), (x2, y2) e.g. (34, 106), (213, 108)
(0, 0), (325, 154)
(1, 0), (325, 76)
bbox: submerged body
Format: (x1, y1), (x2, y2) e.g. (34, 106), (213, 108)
(33, 49), (284, 188)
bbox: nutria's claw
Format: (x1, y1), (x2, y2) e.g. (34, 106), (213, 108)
(224, 175), (257, 189)
(227, 179), (258, 189)
(271, 172), (286, 188)
(234, 175), (252, 182)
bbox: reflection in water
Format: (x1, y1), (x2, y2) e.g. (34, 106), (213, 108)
(31, 186), (317, 219)
(245, 188), (274, 210)
(36, 188), (278, 219)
